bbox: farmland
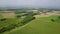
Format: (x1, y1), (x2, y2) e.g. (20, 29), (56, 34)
(0, 10), (35, 34)
(0, 9), (60, 34)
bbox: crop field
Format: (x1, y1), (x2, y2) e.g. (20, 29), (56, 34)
(7, 15), (60, 34)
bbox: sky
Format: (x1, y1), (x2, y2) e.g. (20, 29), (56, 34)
(0, 0), (60, 8)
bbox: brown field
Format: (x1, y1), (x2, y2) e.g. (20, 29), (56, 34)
(34, 11), (60, 18)
(2, 12), (16, 18)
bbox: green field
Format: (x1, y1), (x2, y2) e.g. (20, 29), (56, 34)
(0, 14), (3, 18)
(7, 16), (60, 34)
(0, 12), (24, 30)
(0, 12), (35, 34)
(0, 11), (60, 34)
(0, 18), (23, 30)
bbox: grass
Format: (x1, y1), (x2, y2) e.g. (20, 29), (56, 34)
(0, 12), (24, 29)
(0, 15), (3, 18)
(0, 18), (23, 30)
(16, 13), (22, 16)
(7, 15), (60, 34)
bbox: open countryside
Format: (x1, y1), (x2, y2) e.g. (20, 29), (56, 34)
(0, 9), (60, 34)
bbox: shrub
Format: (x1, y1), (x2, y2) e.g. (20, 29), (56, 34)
(17, 15), (21, 18)
(20, 13), (35, 24)
(0, 27), (7, 33)
(0, 24), (16, 33)
(51, 19), (54, 22)
(0, 18), (6, 21)
(58, 16), (60, 19)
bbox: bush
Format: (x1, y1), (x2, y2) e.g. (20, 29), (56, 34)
(0, 18), (6, 21)
(17, 15), (21, 18)
(0, 24), (16, 33)
(0, 27), (6, 33)
(20, 13), (35, 24)
(51, 19), (54, 22)
(58, 16), (60, 19)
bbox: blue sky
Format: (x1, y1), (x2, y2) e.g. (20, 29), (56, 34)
(0, 0), (60, 8)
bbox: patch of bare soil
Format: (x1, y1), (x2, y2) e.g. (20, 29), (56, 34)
(2, 13), (16, 18)
(34, 12), (60, 18)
